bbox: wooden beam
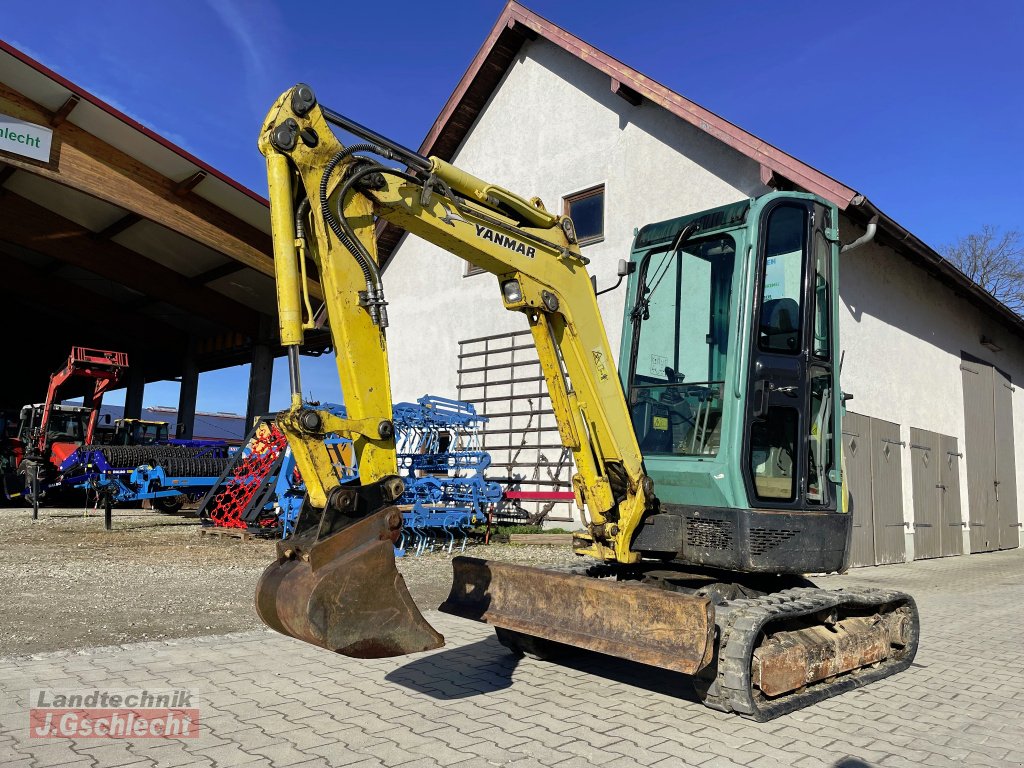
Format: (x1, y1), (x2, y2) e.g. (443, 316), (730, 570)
(49, 94), (81, 128)
(95, 212), (143, 240)
(174, 170), (207, 196)
(0, 191), (262, 336)
(0, 82), (323, 300)
(191, 260), (247, 285)
(611, 78), (642, 107)
(0, 162), (17, 193)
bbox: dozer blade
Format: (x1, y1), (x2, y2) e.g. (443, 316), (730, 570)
(440, 556), (715, 674)
(256, 507), (444, 658)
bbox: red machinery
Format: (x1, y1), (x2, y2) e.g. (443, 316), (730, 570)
(33, 347), (129, 458)
(17, 347), (129, 498)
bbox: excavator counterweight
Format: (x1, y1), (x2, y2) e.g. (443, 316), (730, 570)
(255, 84), (919, 720)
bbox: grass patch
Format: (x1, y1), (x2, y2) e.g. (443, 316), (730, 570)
(482, 524), (573, 536)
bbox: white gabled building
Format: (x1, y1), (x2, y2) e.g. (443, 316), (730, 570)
(379, 2), (1022, 564)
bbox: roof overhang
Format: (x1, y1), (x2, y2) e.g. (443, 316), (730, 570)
(0, 40), (330, 407)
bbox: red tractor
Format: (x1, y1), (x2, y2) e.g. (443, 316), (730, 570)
(14, 347), (128, 502)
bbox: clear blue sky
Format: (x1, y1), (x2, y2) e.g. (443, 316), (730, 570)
(5, 0), (1023, 413)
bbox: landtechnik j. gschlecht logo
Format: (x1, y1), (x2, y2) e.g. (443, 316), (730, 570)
(29, 689), (199, 738)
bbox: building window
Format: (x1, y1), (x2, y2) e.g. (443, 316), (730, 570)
(564, 184), (604, 245)
(464, 183), (605, 276)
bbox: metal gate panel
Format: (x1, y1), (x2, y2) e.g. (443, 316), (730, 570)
(457, 330), (574, 524)
(939, 434), (964, 557)
(843, 412), (875, 567)
(910, 428), (942, 560)
(869, 418), (906, 564)
(962, 361), (999, 552)
(993, 369), (1019, 550)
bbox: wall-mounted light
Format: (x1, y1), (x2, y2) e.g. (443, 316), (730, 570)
(980, 336), (1003, 353)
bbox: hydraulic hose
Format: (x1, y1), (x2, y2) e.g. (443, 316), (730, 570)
(320, 144), (391, 285)
(331, 164), (422, 328)
(319, 147), (421, 327)
(295, 197), (310, 240)
(319, 144), (399, 324)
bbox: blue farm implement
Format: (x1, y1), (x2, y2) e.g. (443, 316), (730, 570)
(196, 396), (499, 547)
(64, 443), (232, 528)
(392, 396), (502, 556)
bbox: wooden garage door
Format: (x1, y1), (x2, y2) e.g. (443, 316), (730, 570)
(910, 428), (964, 560)
(843, 412), (875, 567)
(843, 411), (907, 566)
(961, 359), (1020, 552)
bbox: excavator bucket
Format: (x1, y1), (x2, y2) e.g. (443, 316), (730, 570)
(256, 507), (444, 657)
(440, 557), (716, 674)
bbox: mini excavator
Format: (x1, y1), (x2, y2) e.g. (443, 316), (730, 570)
(254, 85), (918, 720)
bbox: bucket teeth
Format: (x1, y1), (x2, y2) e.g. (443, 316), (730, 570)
(255, 508), (444, 657)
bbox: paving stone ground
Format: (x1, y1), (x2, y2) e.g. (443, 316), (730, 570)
(2, 549), (1022, 767)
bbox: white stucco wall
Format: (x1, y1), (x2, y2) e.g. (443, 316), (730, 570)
(838, 225), (1024, 554)
(380, 36), (1022, 554)
(384, 38), (767, 402)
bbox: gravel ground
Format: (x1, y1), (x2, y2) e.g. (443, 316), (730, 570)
(1, 506), (579, 656)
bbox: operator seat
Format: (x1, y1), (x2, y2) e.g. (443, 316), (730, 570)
(760, 297), (800, 351)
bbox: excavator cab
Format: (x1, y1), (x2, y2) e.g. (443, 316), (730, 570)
(621, 193), (849, 574)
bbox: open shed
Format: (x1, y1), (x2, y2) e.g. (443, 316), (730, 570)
(0, 41), (324, 433)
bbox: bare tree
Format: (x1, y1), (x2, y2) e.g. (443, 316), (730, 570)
(942, 225), (1024, 314)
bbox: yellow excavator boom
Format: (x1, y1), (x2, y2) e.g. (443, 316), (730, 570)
(259, 84), (655, 564)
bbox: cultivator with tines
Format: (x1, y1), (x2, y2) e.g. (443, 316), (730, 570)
(393, 396), (502, 556)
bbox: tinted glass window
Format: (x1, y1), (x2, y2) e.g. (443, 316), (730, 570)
(812, 226), (831, 359)
(749, 406), (798, 501)
(566, 187), (604, 244)
(758, 206), (806, 354)
(629, 236), (735, 457)
(806, 368), (834, 504)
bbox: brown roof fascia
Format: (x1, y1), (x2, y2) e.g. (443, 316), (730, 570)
(421, 1), (858, 207)
(375, 3), (1024, 336)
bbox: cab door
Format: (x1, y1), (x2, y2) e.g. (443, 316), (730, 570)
(743, 197), (838, 511)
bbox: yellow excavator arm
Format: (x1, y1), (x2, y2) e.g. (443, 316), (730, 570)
(258, 84), (653, 564)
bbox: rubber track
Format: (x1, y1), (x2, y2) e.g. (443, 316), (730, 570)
(697, 586), (919, 721)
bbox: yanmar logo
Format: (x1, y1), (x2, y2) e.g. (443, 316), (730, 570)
(474, 224), (536, 258)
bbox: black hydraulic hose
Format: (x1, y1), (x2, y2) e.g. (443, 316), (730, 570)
(319, 144), (395, 289)
(295, 197), (310, 240)
(332, 163), (420, 279)
(331, 164), (423, 328)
